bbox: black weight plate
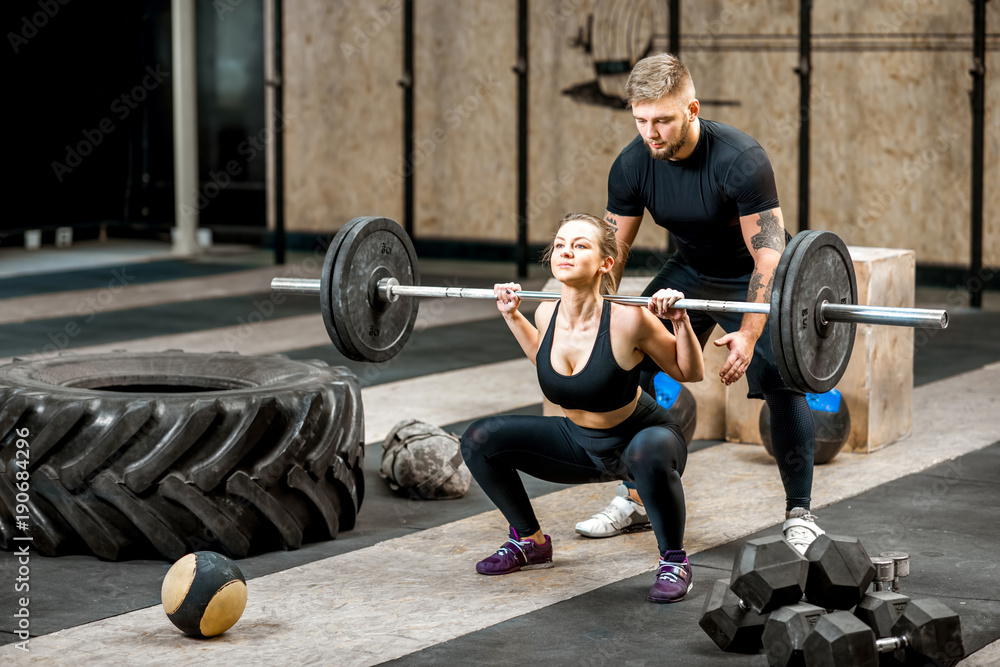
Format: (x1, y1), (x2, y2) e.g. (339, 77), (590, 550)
(770, 231), (858, 394)
(320, 216), (371, 360)
(330, 217), (420, 363)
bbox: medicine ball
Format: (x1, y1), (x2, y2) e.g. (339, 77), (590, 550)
(759, 389), (851, 464)
(161, 551), (248, 637)
(651, 372), (698, 445)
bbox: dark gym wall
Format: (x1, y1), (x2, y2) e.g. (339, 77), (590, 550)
(7, 1), (162, 236)
(6, 0), (265, 240)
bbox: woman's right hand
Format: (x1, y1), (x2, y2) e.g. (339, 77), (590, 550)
(649, 288), (688, 322)
(494, 283), (522, 315)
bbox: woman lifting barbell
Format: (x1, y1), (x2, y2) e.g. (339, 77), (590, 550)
(460, 212), (704, 603)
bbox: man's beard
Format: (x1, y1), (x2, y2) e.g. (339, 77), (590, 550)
(645, 116), (691, 161)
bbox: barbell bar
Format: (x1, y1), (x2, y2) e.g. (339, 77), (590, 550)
(269, 216), (949, 394)
(270, 277), (948, 330)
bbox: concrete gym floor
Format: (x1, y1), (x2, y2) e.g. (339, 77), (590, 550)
(0, 240), (998, 666)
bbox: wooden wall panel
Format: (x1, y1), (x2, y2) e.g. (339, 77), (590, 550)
(284, 1), (404, 232)
(412, 1), (517, 240)
(280, 0), (997, 272)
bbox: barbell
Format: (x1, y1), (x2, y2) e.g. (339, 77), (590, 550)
(270, 216), (948, 394)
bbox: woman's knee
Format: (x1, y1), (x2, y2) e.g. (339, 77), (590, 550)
(460, 416), (511, 464)
(624, 428), (685, 471)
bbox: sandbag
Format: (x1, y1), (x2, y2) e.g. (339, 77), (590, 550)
(380, 419), (471, 500)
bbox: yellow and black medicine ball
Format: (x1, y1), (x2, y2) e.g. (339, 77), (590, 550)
(161, 551), (248, 637)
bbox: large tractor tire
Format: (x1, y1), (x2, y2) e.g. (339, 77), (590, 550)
(0, 351), (364, 561)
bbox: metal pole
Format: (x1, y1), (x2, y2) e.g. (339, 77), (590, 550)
(269, 277), (948, 329)
(515, 0), (529, 278)
(401, 0), (415, 239)
(668, 0), (680, 55)
(969, 0), (986, 308)
(820, 303), (948, 329)
(796, 0), (812, 232)
(170, 0), (200, 256)
(666, 0), (680, 256)
(273, 0), (286, 265)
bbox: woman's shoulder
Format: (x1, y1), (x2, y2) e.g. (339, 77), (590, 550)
(609, 301), (649, 340)
(533, 300), (557, 329)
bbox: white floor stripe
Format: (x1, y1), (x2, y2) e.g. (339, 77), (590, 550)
(964, 638), (1000, 666)
(2, 365), (997, 666)
(0, 240), (173, 280)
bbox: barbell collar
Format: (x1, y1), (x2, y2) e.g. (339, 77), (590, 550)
(271, 277), (322, 295)
(875, 636), (908, 653)
(820, 302), (948, 329)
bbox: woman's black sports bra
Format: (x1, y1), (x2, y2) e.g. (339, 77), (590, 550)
(535, 300), (642, 412)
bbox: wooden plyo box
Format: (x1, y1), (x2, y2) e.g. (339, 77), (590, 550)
(542, 246), (916, 453)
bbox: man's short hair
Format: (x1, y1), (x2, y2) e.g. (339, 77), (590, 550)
(625, 53), (695, 108)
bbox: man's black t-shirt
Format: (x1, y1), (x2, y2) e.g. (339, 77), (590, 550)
(606, 118), (779, 278)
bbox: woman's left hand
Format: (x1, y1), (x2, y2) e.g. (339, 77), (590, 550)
(494, 282), (522, 315)
(648, 288), (688, 322)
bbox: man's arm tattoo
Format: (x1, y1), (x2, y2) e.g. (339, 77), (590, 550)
(604, 213), (619, 231)
(747, 268), (774, 303)
(750, 210), (784, 253)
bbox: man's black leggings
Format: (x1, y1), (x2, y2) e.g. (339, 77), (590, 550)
(461, 392), (688, 555)
(637, 254), (816, 512)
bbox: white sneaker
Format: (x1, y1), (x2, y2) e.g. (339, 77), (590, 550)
(783, 508), (826, 554)
(575, 484), (650, 538)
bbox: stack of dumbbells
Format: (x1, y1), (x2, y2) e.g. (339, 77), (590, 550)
(699, 535), (967, 666)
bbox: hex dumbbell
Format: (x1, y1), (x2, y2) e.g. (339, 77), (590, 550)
(730, 535), (811, 614)
(803, 534), (877, 610)
(698, 578), (770, 654)
(803, 599), (966, 667)
(761, 602), (828, 667)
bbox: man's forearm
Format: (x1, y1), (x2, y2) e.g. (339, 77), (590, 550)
(740, 261), (777, 340)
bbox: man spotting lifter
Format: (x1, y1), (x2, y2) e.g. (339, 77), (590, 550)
(574, 53), (824, 553)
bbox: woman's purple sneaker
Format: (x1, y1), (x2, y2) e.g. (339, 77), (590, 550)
(647, 550), (692, 603)
(476, 527), (554, 575)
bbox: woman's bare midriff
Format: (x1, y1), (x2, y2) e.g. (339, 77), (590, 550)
(560, 386), (642, 429)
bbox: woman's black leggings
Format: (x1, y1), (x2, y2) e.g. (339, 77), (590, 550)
(460, 392), (688, 555)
